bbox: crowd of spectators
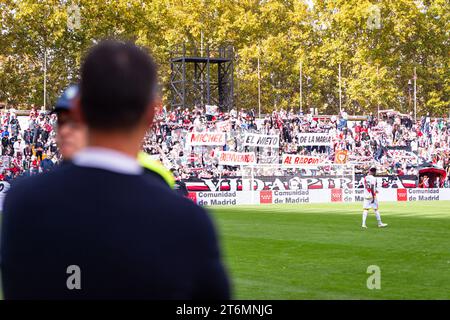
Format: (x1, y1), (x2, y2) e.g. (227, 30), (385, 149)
(0, 108), (60, 182)
(1, 105), (449, 187)
(144, 106), (450, 187)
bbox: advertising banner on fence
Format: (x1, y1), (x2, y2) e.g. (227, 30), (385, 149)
(297, 133), (333, 146)
(186, 132), (226, 146)
(406, 188), (450, 201)
(188, 191), (254, 206)
(188, 188), (450, 206)
(263, 189), (330, 205)
(282, 154), (324, 165)
(242, 133), (279, 148)
(218, 151), (256, 166)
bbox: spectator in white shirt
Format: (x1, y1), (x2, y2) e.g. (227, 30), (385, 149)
(13, 137), (25, 158)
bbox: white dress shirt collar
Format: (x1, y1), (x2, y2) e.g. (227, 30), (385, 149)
(73, 147), (143, 175)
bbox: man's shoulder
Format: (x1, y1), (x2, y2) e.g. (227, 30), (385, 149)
(8, 165), (76, 197)
(136, 175), (212, 229)
(140, 174), (203, 211)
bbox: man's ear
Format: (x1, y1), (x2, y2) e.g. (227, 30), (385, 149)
(70, 96), (85, 124)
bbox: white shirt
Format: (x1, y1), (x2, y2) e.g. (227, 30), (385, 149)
(13, 141), (24, 153)
(73, 147), (143, 175)
(364, 174), (377, 199)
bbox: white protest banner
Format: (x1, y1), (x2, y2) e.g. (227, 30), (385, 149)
(388, 150), (418, 161)
(218, 151), (256, 166)
(205, 104), (218, 115)
(186, 132), (226, 146)
(216, 120), (230, 132)
(282, 154), (323, 165)
(242, 133), (279, 148)
(297, 133), (332, 146)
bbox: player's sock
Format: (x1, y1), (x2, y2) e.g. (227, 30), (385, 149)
(362, 210), (368, 226)
(375, 210), (382, 224)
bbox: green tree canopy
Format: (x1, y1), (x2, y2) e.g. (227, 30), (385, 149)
(0, 0), (448, 116)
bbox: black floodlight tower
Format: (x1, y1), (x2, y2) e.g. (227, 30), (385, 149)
(170, 42), (234, 112)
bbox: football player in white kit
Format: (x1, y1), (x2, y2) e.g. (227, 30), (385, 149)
(362, 167), (388, 228)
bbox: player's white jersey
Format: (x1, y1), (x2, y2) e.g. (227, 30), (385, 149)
(363, 174), (377, 199)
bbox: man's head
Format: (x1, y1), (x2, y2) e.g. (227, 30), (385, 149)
(78, 40), (158, 133)
(53, 85), (88, 160)
(53, 85), (78, 115)
(369, 167), (377, 175)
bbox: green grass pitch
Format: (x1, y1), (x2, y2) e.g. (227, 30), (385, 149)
(1, 201), (449, 300)
(209, 201), (450, 300)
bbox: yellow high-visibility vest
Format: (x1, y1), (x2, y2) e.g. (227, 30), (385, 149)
(137, 151), (175, 189)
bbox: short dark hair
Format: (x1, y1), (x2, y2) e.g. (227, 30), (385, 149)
(369, 167), (377, 174)
(80, 40), (157, 130)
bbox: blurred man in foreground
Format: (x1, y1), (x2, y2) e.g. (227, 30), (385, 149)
(0, 40), (230, 299)
(53, 85), (175, 187)
(52, 85), (88, 161)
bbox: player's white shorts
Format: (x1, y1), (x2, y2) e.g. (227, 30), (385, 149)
(363, 198), (378, 210)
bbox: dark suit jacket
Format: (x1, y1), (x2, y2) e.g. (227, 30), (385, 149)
(0, 164), (230, 299)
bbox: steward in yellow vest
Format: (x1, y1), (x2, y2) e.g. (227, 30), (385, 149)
(137, 151), (175, 189)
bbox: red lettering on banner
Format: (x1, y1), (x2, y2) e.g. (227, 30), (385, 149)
(397, 189), (407, 201)
(282, 154), (322, 166)
(189, 133), (225, 145)
(260, 190), (273, 204)
(218, 151), (256, 165)
(331, 188), (343, 202)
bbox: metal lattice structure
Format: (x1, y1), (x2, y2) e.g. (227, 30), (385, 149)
(170, 43), (234, 112)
